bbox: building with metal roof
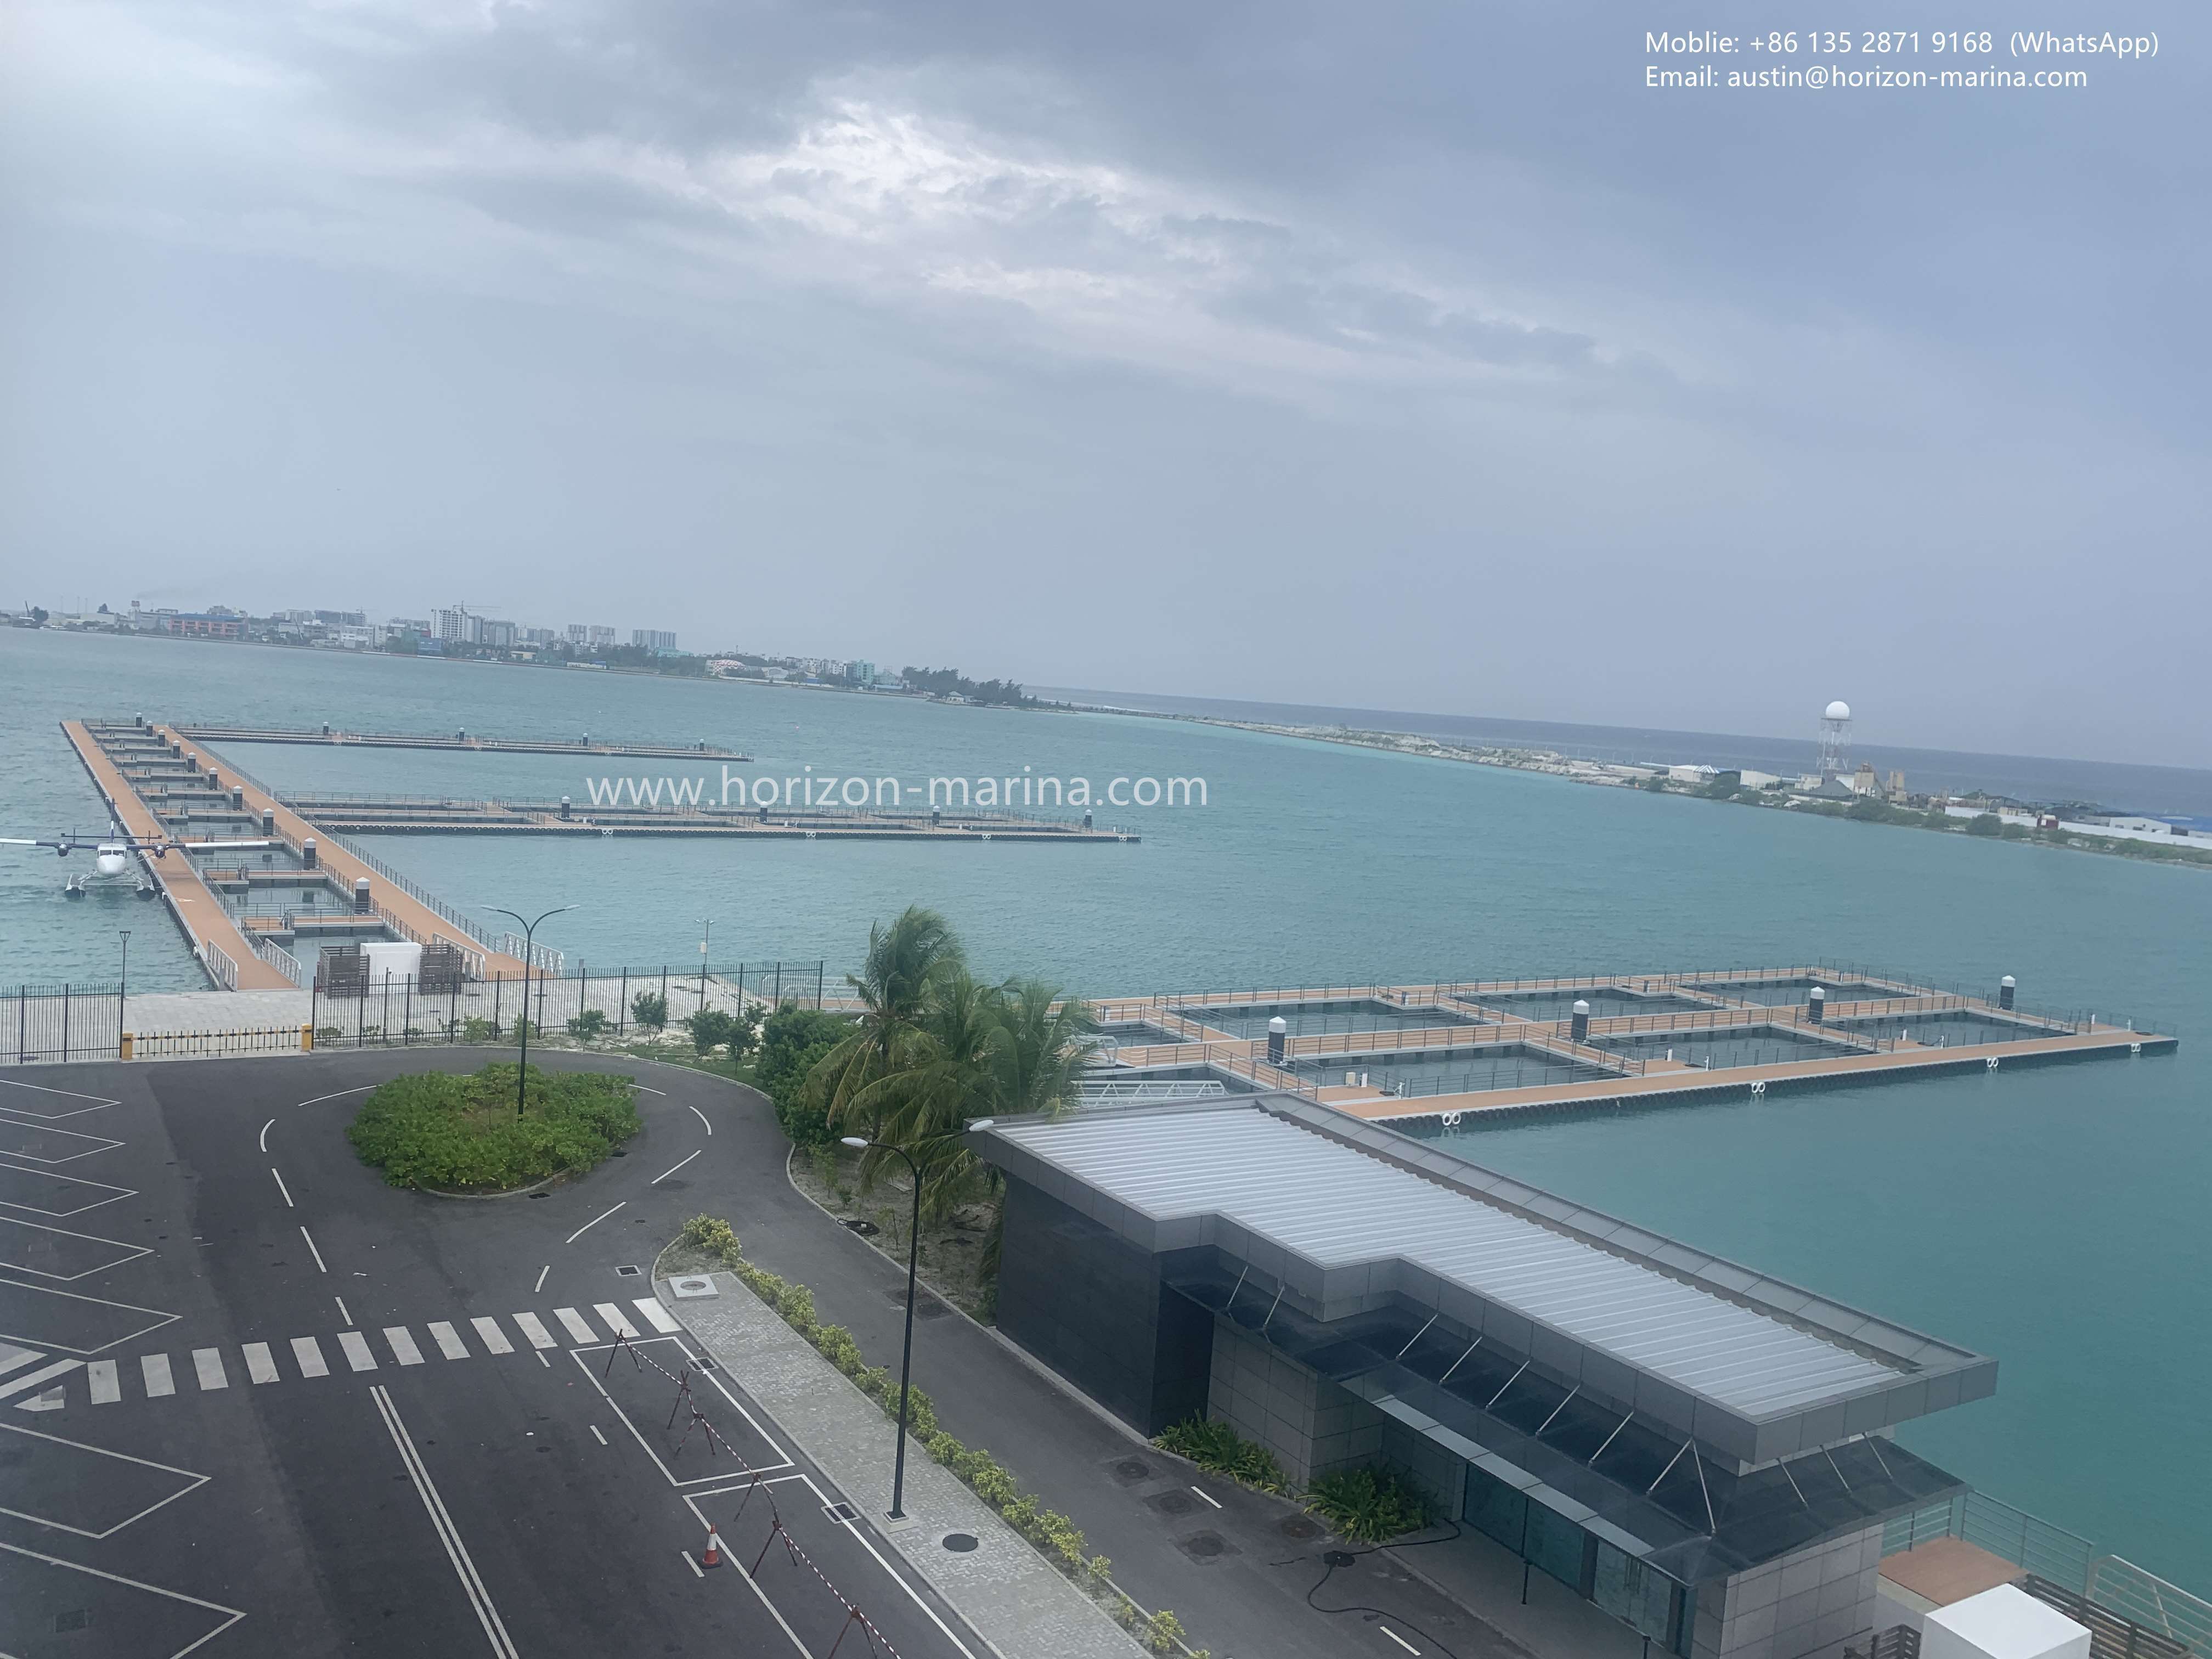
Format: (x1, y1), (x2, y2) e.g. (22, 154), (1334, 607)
(969, 1096), (1995, 1659)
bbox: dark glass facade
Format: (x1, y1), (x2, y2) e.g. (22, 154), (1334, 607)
(994, 1177), (1214, 1432)
(1465, 1464), (1694, 1655)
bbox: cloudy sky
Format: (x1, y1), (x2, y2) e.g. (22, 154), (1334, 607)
(3, 2), (2203, 763)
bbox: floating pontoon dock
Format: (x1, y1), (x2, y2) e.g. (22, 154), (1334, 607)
(1090, 969), (2175, 1123)
(172, 723), (749, 759)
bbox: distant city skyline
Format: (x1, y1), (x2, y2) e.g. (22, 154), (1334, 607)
(3, 2), (2204, 768)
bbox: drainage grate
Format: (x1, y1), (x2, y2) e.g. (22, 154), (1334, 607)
(614, 1265), (641, 1277)
(822, 1502), (859, 1523)
(54, 1610), (91, 1633)
(1147, 1490), (1197, 1517)
(1111, 1457), (1152, 1483)
(941, 1532), (979, 1553)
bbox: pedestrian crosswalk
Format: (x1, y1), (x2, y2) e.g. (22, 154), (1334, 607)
(2, 1297), (690, 1413)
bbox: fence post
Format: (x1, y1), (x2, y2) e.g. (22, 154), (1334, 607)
(773, 962), (782, 1005)
(817, 960), (824, 1009)
(62, 984), (71, 1063)
(618, 968), (627, 1036)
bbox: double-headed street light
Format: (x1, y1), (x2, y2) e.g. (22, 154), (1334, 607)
(840, 1120), (994, 1521)
(485, 904), (576, 1118)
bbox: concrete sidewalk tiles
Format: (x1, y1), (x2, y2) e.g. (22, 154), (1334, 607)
(658, 1271), (1152, 1659)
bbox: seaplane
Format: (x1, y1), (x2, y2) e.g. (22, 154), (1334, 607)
(2, 826), (276, 897)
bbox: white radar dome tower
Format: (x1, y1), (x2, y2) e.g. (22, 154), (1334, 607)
(1818, 700), (1853, 781)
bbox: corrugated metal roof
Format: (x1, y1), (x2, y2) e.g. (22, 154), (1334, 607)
(994, 1107), (1901, 1419)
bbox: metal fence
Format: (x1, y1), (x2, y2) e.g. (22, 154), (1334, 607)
(1, 983), (124, 1064)
(1884, 1490), (2210, 1656)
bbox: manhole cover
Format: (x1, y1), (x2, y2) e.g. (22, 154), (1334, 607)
(1323, 1549), (1359, 1568)
(941, 1532), (979, 1553)
(822, 1501), (859, 1523)
(1279, 1515), (1321, 1540)
(1113, 1458), (1152, 1482)
(1175, 1530), (1239, 1563)
(1147, 1490), (1197, 1517)
(670, 1276), (719, 1299)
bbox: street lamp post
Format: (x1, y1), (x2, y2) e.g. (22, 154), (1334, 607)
(842, 1122), (992, 1521)
(697, 917), (712, 1006)
(486, 905), (576, 1119)
(118, 930), (130, 1058)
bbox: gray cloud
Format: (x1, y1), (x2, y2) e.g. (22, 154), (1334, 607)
(1, 0), (2204, 764)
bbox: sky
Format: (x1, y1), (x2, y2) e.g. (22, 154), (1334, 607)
(2, 2), (2205, 765)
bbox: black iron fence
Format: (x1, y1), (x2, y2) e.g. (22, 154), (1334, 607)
(2, 983), (124, 1064)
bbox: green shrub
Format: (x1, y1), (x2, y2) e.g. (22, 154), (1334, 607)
(346, 1064), (640, 1191)
(755, 1005), (853, 1147)
(1966, 811), (2003, 837)
(459, 1015), (498, 1042)
(566, 1008), (608, 1040)
(1305, 1465), (1434, 1543)
(631, 990), (668, 1031)
(1153, 1415), (1288, 1493)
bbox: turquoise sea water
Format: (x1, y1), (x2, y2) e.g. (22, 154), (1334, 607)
(4, 628), (2208, 1582)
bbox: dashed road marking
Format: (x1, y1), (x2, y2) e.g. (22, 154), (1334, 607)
(244, 1342), (279, 1384)
(191, 1347), (228, 1391)
(513, 1312), (557, 1350)
(142, 1352), (175, 1396)
(471, 1316), (514, 1355)
(294, 1336), (330, 1377)
(337, 1331), (376, 1372)
(384, 1326), (425, 1366)
(429, 1322), (469, 1360)
(87, 1358), (119, 1402)
(634, 1299), (683, 1334)
(594, 1303), (641, 1339)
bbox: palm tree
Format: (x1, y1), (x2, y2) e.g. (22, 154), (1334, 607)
(848, 967), (1003, 1210)
(988, 978), (1099, 1120)
(811, 906), (964, 1138)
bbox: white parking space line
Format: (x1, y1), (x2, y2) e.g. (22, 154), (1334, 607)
(270, 1167), (294, 1207)
(1381, 1626), (1420, 1654)
(593, 1303), (640, 1339)
(563, 1201), (624, 1244)
(293, 1336), (331, 1377)
(87, 1359), (120, 1403)
(337, 1332), (376, 1372)
(384, 1327), (425, 1366)
(471, 1317), (514, 1355)
(243, 1342), (279, 1384)
(191, 1348), (229, 1391)
(512, 1312), (557, 1350)
(428, 1322), (469, 1360)
(681, 1550), (703, 1578)
(634, 1299), (682, 1334)
(142, 1353), (176, 1397)
(555, 1307), (597, 1343)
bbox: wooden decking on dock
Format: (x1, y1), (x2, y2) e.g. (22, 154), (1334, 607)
(174, 724), (749, 760)
(60, 721), (296, 991)
(161, 729), (532, 978)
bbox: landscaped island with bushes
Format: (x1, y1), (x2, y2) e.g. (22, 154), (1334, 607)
(346, 1062), (640, 1192)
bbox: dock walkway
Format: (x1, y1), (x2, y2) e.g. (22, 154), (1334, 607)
(174, 724), (749, 760)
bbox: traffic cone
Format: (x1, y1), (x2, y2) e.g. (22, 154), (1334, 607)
(701, 1523), (721, 1568)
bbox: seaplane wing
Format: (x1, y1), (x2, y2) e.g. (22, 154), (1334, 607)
(1, 836), (76, 853)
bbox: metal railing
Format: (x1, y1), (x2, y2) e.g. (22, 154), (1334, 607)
(250, 935), (309, 988)
(129, 1026), (308, 1058)
(1884, 1491), (2210, 1656)
(202, 940), (239, 992)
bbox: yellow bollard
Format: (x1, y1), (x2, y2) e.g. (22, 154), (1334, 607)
(301, 1024), (314, 1051)
(120, 1032), (134, 1060)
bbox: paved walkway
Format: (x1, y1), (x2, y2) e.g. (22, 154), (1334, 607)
(660, 1270), (1150, 1659)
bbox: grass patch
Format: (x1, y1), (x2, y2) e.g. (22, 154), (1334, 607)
(347, 1063), (640, 1192)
